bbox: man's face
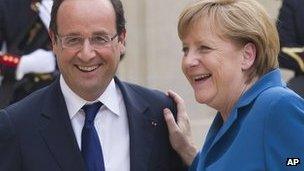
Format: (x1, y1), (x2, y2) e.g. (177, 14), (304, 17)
(51, 0), (126, 101)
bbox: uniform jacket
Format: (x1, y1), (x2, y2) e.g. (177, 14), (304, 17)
(0, 0), (54, 108)
(277, 0), (304, 75)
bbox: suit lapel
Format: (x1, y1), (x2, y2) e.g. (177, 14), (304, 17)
(204, 108), (240, 167)
(38, 79), (85, 171)
(115, 77), (157, 171)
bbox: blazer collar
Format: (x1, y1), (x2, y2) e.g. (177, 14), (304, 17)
(115, 77), (158, 171)
(38, 79), (85, 171)
(235, 68), (284, 108)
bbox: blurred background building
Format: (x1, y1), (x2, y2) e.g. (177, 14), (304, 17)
(118, 0), (291, 146)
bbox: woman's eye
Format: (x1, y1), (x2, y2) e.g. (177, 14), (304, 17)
(199, 45), (210, 50)
(182, 47), (189, 56)
(198, 45), (212, 53)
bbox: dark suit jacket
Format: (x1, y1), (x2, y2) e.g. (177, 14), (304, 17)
(277, 0), (304, 97)
(277, 0), (304, 74)
(0, 77), (186, 171)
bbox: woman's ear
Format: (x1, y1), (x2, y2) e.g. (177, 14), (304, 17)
(241, 42), (256, 71)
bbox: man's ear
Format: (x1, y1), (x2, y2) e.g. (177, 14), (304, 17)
(49, 30), (57, 48)
(241, 42), (256, 71)
(118, 29), (127, 55)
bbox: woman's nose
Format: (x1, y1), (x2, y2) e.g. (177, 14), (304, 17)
(184, 51), (200, 68)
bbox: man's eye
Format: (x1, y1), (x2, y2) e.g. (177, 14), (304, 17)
(92, 36), (108, 44)
(65, 37), (82, 45)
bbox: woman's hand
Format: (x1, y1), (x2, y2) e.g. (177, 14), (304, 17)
(163, 90), (198, 166)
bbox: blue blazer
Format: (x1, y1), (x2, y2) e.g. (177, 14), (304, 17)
(0, 77), (186, 171)
(190, 69), (304, 171)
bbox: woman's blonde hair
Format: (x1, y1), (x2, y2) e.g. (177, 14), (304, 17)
(178, 0), (279, 80)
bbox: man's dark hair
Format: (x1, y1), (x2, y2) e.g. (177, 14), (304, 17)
(49, 0), (126, 38)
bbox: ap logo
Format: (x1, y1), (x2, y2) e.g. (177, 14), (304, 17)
(286, 158), (300, 166)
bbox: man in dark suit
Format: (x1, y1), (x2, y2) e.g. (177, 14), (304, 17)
(277, 0), (304, 98)
(0, 0), (57, 108)
(0, 0), (186, 170)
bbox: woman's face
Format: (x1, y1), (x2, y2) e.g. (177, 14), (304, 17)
(181, 22), (249, 111)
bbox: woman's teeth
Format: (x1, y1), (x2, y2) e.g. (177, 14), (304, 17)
(194, 74), (211, 81)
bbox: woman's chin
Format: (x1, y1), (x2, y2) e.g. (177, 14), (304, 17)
(194, 94), (208, 104)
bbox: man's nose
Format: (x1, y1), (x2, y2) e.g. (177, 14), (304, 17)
(79, 39), (96, 61)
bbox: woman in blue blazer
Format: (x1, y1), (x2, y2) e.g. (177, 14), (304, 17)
(164, 0), (304, 170)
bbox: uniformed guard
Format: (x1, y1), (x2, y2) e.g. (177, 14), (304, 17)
(0, 0), (57, 108)
(277, 0), (304, 98)
(280, 47), (304, 97)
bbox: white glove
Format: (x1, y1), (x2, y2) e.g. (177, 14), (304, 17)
(38, 0), (53, 29)
(16, 49), (56, 80)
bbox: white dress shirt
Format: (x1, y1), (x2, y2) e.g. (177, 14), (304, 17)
(60, 76), (130, 171)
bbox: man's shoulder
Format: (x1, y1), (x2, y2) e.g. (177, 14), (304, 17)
(120, 81), (169, 101)
(118, 80), (176, 112)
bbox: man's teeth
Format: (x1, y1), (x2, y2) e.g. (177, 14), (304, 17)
(77, 65), (98, 72)
(194, 74), (211, 81)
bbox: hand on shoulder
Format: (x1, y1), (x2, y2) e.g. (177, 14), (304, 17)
(163, 90), (198, 166)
